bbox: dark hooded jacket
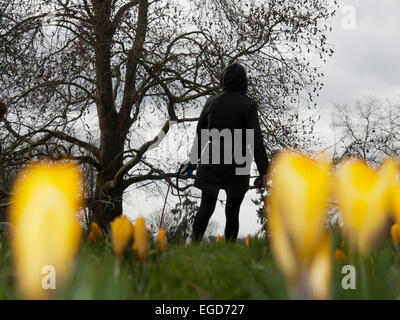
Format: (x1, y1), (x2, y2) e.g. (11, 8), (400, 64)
(190, 63), (269, 197)
(0, 100), (6, 154)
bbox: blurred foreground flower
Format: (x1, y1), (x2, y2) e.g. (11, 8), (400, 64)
(334, 249), (346, 262)
(8, 161), (83, 299)
(91, 222), (103, 239)
(382, 159), (400, 223)
(216, 235), (223, 243)
(267, 151), (332, 299)
(391, 224), (400, 253)
(132, 217), (149, 261)
(245, 234), (251, 247)
(157, 229), (167, 253)
(334, 240), (347, 262)
(110, 215), (132, 258)
(336, 160), (391, 256)
(308, 232), (332, 300)
(88, 222), (103, 245)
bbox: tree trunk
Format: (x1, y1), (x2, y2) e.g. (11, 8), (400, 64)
(91, 0), (125, 231)
(92, 112), (125, 231)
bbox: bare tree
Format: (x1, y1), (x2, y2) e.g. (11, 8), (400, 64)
(204, 218), (219, 239)
(0, 0), (337, 230)
(327, 97), (400, 230)
(147, 204), (219, 240)
(332, 97), (400, 166)
(147, 207), (176, 234)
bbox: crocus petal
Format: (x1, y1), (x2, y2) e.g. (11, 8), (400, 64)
(157, 229), (167, 253)
(269, 197), (297, 285)
(110, 215), (132, 257)
(8, 161), (83, 299)
(267, 151), (332, 300)
(308, 232), (332, 300)
(91, 222), (103, 240)
(245, 234), (251, 247)
(132, 217), (149, 261)
(391, 224), (400, 249)
(334, 249), (346, 262)
(88, 231), (96, 245)
(268, 151), (330, 263)
(336, 160), (390, 255)
(382, 159), (400, 223)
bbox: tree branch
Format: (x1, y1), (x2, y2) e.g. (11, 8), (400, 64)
(118, 0), (149, 129)
(112, 0), (140, 31)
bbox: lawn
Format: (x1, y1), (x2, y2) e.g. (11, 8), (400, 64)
(1, 234), (400, 300)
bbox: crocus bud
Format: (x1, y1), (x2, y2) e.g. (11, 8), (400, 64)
(157, 229), (167, 253)
(382, 159), (400, 224)
(245, 234), (251, 247)
(334, 249), (346, 262)
(110, 215), (132, 258)
(91, 222), (103, 240)
(88, 231), (96, 245)
(267, 151), (332, 299)
(336, 160), (390, 256)
(132, 217), (149, 261)
(391, 224), (400, 253)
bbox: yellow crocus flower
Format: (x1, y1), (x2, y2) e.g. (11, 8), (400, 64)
(336, 159), (390, 255)
(381, 159), (400, 223)
(215, 235), (223, 243)
(110, 215), (132, 258)
(91, 222), (103, 240)
(8, 161), (83, 299)
(268, 151), (330, 262)
(88, 231), (96, 245)
(269, 198), (297, 285)
(308, 232), (332, 300)
(132, 217), (149, 261)
(245, 234), (251, 247)
(391, 224), (400, 252)
(157, 228), (167, 253)
(334, 248), (346, 262)
(88, 222), (103, 245)
(267, 151), (331, 299)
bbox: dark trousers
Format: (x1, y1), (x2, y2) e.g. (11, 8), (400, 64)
(192, 190), (245, 242)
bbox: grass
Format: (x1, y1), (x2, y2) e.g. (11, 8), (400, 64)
(1, 235), (400, 300)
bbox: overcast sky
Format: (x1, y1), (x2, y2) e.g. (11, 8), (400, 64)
(125, 0), (400, 238)
(316, 0), (400, 146)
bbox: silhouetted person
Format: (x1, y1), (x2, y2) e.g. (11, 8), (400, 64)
(188, 63), (269, 242)
(0, 99), (6, 122)
(0, 99), (7, 221)
(0, 99), (7, 154)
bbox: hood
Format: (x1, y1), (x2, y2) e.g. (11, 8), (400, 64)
(220, 63), (248, 94)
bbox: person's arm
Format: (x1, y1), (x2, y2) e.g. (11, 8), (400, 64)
(0, 100), (7, 153)
(188, 101), (209, 165)
(0, 99), (7, 122)
(247, 102), (269, 177)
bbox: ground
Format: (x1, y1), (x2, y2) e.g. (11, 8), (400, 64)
(0, 235), (399, 299)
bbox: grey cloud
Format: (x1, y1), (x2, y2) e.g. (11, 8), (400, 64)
(315, 0), (400, 107)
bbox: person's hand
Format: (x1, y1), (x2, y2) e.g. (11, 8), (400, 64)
(263, 174), (268, 186)
(254, 174), (268, 189)
(0, 99), (7, 122)
(179, 158), (196, 176)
